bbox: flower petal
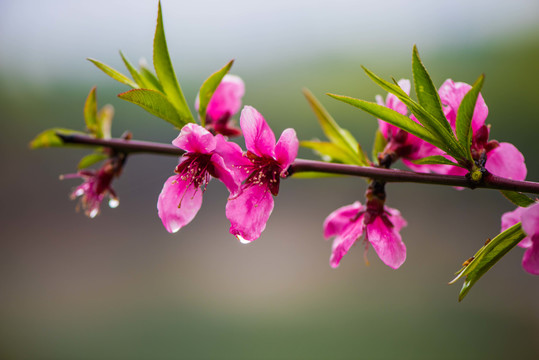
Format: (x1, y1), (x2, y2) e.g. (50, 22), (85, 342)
(172, 123), (216, 154)
(329, 217), (365, 268)
(522, 241), (539, 275)
(205, 74), (245, 122)
(210, 153), (240, 196)
(522, 203), (539, 238)
(366, 216), (406, 269)
(274, 128), (299, 170)
(501, 206), (532, 248)
(226, 185), (274, 242)
(438, 79), (488, 132)
(214, 134), (251, 182)
(240, 106), (276, 158)
(323, 201), (363, 239)
(385, 206), (408, 232)
(157, 175), (203, 233)
(486, 142), (527, 181)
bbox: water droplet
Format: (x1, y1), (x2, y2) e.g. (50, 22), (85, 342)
(89, 208), (98, 218)
(237, 235), (250, 245)
(75, 189), (85, 197)
(108, 198), (119, 208)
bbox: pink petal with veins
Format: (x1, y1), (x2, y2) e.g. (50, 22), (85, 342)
(323, 202), (363, 239)
(226, 185), (274, 242)
(486, 142), (527, 181)
(172, 123), (216, 154)
(274, 128), (299, 170)
(157, 175), (203, 233)
(366, 216), (407, 269)
(240, 106), (276, 158)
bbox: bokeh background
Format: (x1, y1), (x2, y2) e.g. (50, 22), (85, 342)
(1, 0), (539, 358)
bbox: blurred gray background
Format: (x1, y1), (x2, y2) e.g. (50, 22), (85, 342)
(1, 0), (539, 358)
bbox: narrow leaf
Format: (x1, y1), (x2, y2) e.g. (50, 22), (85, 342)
(500, 190), (536, 208)
(450, 223), (526, 301)
(455, 74), (485, 161)
(118, 88), (184, 128)
(327, 94), (443, 149)
(29, 128), (86, 149)
(87, 58), (138, 88)
(372, 129), (387, 164)
(300, 140), (362, 165)
(84, 86), (99, 137)
(119, 51), (147, 89)
(139, 66), (164, 93)
(303, 89), (367, 166)
(97, 104), (114, 139)
(362, 66), (466, 160)
(412, 155), (462, 167)
(153, 1), (194, 124)
(78, 152), (108, 170)
(412, 45), (452, 134)
(197, 60), (234, 127)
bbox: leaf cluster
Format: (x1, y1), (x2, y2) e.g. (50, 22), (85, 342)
(87, 2), (233, 130)
(30, 87), (114, 170)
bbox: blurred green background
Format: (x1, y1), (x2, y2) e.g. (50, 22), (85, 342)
(1, 0), (539, 359)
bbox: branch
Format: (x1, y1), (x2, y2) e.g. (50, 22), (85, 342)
(57, 134), (539, 194)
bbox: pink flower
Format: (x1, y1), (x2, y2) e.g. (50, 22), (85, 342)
(501, 203), (539, 275)
(195, 74), (245, 137)
(157, 123), (243, 233)
(225, 106), (298, 243)
(323, 201), (407, 269)
(61, 162), (119, 218)
(375, 79), (443, 172)
(437, 79), (526, 181)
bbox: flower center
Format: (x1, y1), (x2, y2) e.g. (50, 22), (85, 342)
(175, 153), (214, 191)
(241, 151), (282, 196)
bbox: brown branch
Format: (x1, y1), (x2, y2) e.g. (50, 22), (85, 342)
(57, 134), (539, 194)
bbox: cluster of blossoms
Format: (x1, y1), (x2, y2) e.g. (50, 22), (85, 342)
(62, 73), (539, 277)
(157, 75), (299, 243)
(323, 77), (530, 270)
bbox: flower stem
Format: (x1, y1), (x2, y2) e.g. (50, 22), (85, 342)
(57, 133), (539, 194)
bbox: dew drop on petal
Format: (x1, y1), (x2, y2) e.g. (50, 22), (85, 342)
(109, 198), (119, 208)
(89, 208), (98, 218)
(75, 189), (85, 197)
(237, 235), (251, 245)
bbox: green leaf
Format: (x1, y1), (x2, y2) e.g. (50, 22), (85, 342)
(118, 88), (184, 128)
(412, 155), (462, 167)
(500, 190), (536, 208)
(450, 223), (526, 301)
(455, 74), (485, 161)
(197, 60), (234, 127)
(97, 104), (114, 139)
(84, 86), (100, 137)
(411, 46), (452, 135)
(303, 89), (367, 166)
(300, 140), (362, 165)
(153, 1), (194, 124)
(361, 66), (466, 160)
(29, 128), (86, 149)
(78, 152), (108, 170)
(372, 129), (387, 164)
(139, 66), (164, 93)
(87, 58), (138, 88)
(327, 94), (443, 149)
(119, 51), (147, 88)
